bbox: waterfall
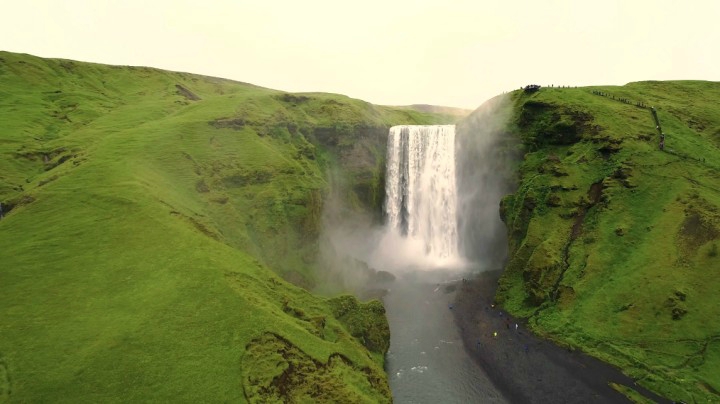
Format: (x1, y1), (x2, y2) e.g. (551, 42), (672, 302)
(381, 125), (462, 268)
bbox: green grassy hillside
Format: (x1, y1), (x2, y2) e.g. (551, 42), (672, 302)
(0, 51), (452, 402)
(496, 81), (720, 402)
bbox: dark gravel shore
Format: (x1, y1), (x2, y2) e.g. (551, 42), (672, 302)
(452, 270), (671, 404)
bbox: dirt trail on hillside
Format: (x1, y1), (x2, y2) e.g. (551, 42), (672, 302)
(452, 270), (671, 404)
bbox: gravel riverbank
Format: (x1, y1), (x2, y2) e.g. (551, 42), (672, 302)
(452, 270), (671, 404)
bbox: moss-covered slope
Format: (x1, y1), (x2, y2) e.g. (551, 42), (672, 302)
(496, 81), (720, 402)
(0, 51), (452, 402)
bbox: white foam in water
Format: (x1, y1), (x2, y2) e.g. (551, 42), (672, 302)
(372, 125), (467, 271)
(410, 365), (429, 373)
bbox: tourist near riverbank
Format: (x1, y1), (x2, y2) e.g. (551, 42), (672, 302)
(452, 270), (672, 404)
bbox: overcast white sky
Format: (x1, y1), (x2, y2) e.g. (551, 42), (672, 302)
(2, 0), (718, 109)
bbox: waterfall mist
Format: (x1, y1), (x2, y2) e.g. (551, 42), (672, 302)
(455, 95), (517, 271)
(317, 94), (516, 291)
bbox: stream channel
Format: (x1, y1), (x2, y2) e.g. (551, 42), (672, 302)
(383, 269), (507, 403)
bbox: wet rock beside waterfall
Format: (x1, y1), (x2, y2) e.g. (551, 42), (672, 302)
(372, 270), (396, 284)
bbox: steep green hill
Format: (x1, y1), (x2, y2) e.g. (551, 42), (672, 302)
(496, 81), (720, 402)
(0, 52), (454, 402)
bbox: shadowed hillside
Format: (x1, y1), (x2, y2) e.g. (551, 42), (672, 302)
(494, 81), (720, 402)
(0, 51), (454, 402)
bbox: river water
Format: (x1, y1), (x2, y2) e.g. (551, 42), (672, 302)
(383, 270), (507, 404)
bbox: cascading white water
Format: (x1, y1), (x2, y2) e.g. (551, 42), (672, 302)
(367, 100), (513, 404)
(380, 125), (462, 268)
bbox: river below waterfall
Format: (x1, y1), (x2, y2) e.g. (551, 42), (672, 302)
(383, 270), (507, 403)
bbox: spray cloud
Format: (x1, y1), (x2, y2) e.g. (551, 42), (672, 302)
(318, 94), (517, 289)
